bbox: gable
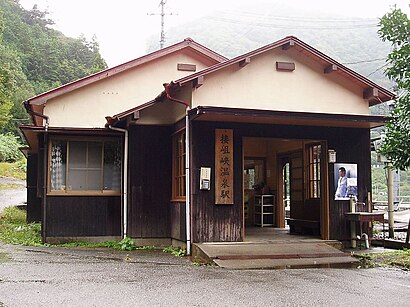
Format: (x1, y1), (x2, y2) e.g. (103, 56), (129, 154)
(43, 50), (214, 128)
(190, 47), (372, 115)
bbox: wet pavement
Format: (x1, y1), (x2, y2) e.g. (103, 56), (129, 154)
(0, 177), (26, 213)
(0, 243), (409, 307)
(0, 179), (409, 306)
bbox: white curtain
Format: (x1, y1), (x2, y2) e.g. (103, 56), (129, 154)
(50, 144), (64, 190)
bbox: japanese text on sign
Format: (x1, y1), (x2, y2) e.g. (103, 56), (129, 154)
(215, 129), (234, 205)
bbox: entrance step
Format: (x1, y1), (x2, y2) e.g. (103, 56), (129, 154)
(192, 242), (359, 269)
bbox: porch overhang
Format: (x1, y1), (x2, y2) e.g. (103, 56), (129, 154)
(189, 106), (388, 129)
(20, 125), (121, 155)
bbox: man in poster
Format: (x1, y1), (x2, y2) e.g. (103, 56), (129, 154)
(335, 167), (348, 199)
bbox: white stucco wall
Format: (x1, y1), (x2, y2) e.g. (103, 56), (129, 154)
(44, 51), (211, 128)
(191, 48), (369, 115)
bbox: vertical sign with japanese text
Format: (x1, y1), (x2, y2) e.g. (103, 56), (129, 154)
(215, 129), (234, 205)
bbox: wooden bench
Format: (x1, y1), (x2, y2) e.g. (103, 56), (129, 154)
(287, 218), (320, 235)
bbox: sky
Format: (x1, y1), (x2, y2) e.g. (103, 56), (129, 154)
(19, 0), (410, 67)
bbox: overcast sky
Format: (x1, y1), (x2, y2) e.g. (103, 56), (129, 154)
(19, 0), (410, 67)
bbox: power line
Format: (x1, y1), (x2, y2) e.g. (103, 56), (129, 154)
(342, 58), (386, 65)
(226, 10), (379, 23)
(208, 16), (378, 30)
(366, 63), (390, 77)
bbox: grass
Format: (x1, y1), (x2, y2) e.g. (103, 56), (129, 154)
(0, 161), (26, 180)
(0, 183), (23, 190)
(0, 206), (42, 246)
(0, 207), (164, 253)
(355, 249), (410, 270)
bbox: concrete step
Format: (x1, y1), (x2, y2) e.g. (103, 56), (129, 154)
(193, 242), (359, 269)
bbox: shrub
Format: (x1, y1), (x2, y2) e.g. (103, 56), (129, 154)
(0, 133), (23, 162)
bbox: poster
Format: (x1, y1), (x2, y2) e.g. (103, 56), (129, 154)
(334, 163), (357, 200)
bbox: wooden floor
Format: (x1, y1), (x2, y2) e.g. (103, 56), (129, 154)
(244, 226), (323, 243)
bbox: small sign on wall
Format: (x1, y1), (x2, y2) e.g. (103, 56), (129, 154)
(215, 129), (234, 205)
(328, 149), (336, 163)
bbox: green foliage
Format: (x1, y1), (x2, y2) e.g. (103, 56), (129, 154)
(162, 246), (186, 257)
(0, 133), (23, 162)
(0, 206), (42, 246)
(0, 160), (26, 179)
(115, 236), (137, 251)
(378, 8), (410, 170)
(0, 0), (107, 138)
(355, 249), (410, 270)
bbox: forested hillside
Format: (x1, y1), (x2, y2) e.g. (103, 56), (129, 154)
(0, 0), (107, 145)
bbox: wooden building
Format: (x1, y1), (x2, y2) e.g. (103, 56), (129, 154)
(21, 36), (394, 252)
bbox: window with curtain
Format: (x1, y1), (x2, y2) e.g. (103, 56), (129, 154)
(49, 138), (121, 195)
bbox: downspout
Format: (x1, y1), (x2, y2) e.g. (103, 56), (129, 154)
(108, 125), (129, 239)
(164, 83), (192, 255)
(24, 101), (49, 243)
(24, 101), (49, 131)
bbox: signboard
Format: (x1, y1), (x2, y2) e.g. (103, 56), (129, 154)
(215, 129), (234, 205)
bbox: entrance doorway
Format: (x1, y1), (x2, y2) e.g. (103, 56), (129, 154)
(243, 137), (327, 240)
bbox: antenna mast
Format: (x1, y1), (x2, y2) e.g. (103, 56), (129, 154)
(160, 0), (166, 49)
(148, 0), (177, 49)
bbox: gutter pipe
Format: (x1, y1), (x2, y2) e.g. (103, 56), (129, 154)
(24, 100), (49, 131)
(108, 125), (129, 239)
(164, 83), (192, 255)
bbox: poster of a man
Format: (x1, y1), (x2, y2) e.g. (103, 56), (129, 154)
(334, 163), (357, 200)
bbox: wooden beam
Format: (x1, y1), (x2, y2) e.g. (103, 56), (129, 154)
(276, 61), (295, 72)
(193, 75), (204, 88)
(324, 64), (338, 74)
(363, 87), (379, 100)
(282, 40), (295, 50)
(239, 57), (251, 68)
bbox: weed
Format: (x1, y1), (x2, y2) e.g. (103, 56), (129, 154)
(163, 246), (186, 257)
(0, 183), (23, 190)
(114, 237), (137, 251)
(0, 161), (26, 180)
(354, 250), (410, 270)
(0, 207), (159, 252)
(0, 207), (42, 246)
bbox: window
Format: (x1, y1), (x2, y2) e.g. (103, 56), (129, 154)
(49, 138), (121, 195)
(307, 144), (321, 199)
(172, 129), (186, 200)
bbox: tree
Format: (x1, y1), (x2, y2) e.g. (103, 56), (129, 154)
(378, 7), (410, 170)
(0, 10), (13, 128)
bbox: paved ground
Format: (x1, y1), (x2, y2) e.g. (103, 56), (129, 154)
(0, 177), (26, 213)
(0, 243), (409, 307)
(0, 179), (409, 306)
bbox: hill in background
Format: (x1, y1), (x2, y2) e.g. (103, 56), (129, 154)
(147, 1), (393, 95)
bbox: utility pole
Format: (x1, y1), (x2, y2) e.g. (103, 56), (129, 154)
(387, 162), (395, 238)
(147, 1), (177, 49)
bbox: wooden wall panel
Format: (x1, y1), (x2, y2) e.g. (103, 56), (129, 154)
(46, 196), (121, 236)
(127, 125), (172, 238)
(170, 202), (186, 241)
(26, 154), (41, 222)
(327, 129), (371, 241)
(191, 122), (243, 242)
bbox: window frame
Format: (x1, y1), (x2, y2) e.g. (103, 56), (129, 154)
(306, 143), (321, 199)
(171, 128), (186, 201)
(47, 136), (122, 196)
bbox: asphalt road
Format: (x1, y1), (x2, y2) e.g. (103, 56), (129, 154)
(0, 177), (26, 213)
(0, 243), (409, 307)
